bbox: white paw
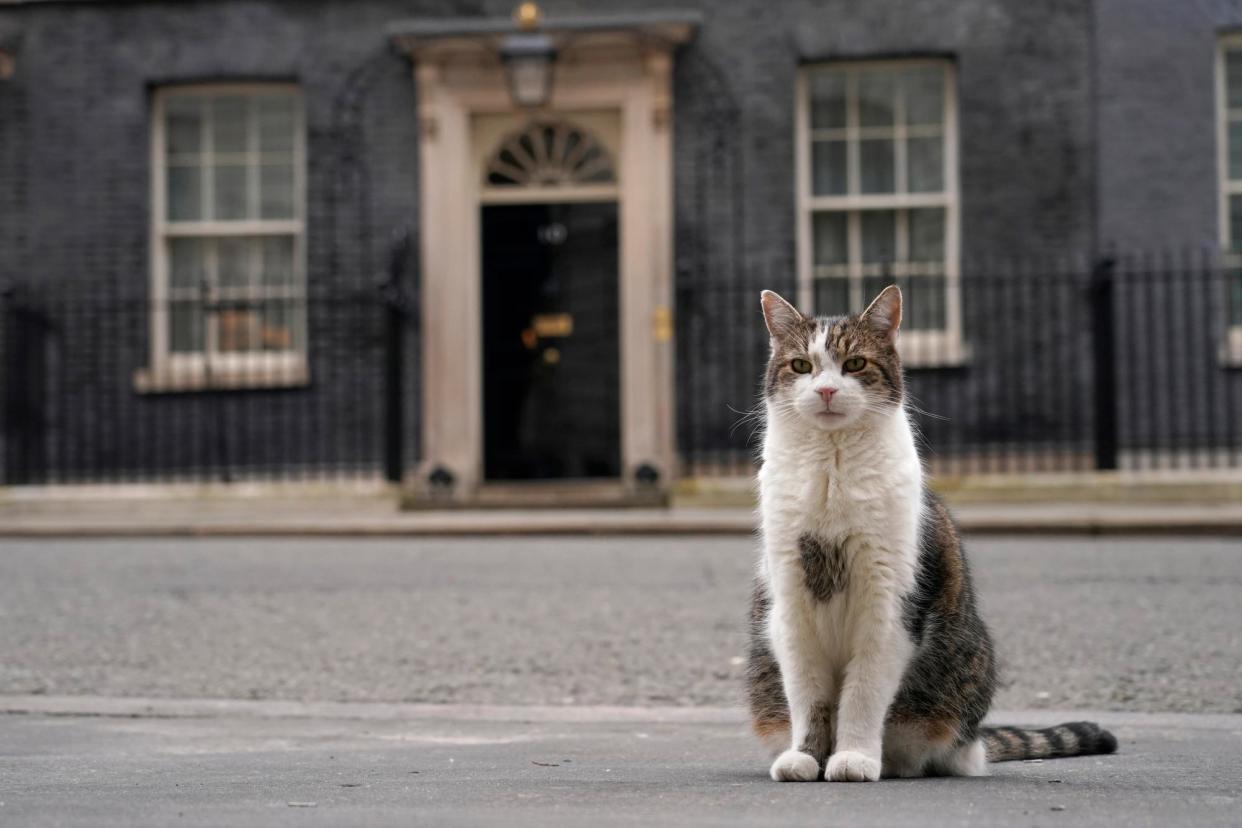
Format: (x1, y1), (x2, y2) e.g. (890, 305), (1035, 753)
(826, 750), (881, 782)
(769, 749), (820, 782)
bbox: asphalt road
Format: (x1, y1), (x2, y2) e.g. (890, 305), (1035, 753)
(2, 705), (1238, 827)
(0, 535), (1239, 712)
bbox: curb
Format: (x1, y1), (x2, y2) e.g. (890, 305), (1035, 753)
(4, 695), (1239, 730)
(2, 508), (1242, 536)
(0, 514), (755, 538)
(0, 695), (745, 724)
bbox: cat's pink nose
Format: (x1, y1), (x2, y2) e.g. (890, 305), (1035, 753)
(817, 387), (837, 403)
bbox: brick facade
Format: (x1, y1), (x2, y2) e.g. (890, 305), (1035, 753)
(0, 0), (1236, 482)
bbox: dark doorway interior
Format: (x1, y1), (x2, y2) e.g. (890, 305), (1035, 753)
(481, 202), (620, 481)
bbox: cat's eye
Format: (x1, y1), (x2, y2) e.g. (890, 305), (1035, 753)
(843, 357), (866, 373)
(790, 358), (813, 374)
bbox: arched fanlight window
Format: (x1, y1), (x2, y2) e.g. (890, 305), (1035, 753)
(485, 120), (616, 187)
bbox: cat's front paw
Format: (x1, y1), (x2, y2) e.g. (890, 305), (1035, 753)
(769, 749), (820, 782)
(825, 750), (880, 782)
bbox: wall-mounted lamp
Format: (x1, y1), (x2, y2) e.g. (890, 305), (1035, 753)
(500, 3), (555, 108)
(0, 49), (14, 81)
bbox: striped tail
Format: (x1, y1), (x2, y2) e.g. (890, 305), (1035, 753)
(982, 721), (1118, 762)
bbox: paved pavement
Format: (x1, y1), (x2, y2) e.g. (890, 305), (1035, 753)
(4, 496), (1242, 535)
(1, 701), (1238, 827)
(0, 535), (1239, 712)
(2, 534), (1240, 825)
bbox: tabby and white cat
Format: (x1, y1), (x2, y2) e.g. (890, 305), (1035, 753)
(747, 286), (1116, 781)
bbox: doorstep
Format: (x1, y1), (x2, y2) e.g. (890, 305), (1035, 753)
(400, 479), (669, 511)
(1, 499), (1241, 536)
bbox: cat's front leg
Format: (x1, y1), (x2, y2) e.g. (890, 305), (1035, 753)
(828, 551), (913, 782)
(769, 636), (835, 781)
(766, 558), (835, 782)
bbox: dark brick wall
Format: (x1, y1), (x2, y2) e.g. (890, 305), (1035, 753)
(1095, 0), (1242, 252)
(1092, 0), (1242, 456)
(0, 0), (1110, 480)
(682, 0), (1096, 266)
(0, 0), (442, 480)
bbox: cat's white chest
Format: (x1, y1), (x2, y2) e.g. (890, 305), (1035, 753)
(761, 443), (911, 544)
(758, 413), (923, 619)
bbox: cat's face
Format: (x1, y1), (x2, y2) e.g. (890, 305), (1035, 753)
(760, 286), (904, 432)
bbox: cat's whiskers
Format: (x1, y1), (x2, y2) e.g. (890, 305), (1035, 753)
(901, 392), (949, 422)
(728, 403), (768, 440)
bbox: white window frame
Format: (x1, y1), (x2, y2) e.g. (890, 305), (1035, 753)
(1215, 35), (1242, 365)
(795, 59), (965, 367)
(137, 83), (308, 392)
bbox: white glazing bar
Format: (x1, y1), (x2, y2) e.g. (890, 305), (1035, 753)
(848, 210), (862, 312)
(846, 68), (859, 198)
(247, 96), (259, 223)
(202, 96), (214, 223)
(895, 70), (907, 197)
(795, 70), (813, 310)
(164, 220), (303, 236)
(896, 207), (909, 267)
(806, 192), (948, 211)
(846, 69), (861, 311)
(944, 65), (962, 343)
(204, 237), (218, 357)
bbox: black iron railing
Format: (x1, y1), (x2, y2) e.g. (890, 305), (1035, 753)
(2, 252), (1240, 485)
(0, 283), (412, 485)
(675, 253), (1242, 477)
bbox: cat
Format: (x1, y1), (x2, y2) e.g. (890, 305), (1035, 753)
(746, 285), (1117, 781)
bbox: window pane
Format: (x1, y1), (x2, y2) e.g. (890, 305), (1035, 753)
(1229, 120), (1242, 181)
(169, 301), (204, 353)
(814, 278), (850, 316)
(169, 238), (205, 290)
(217, 237), (251, 289)
(1230, 195), (1242, 250)
(213, 164), (248, 220)
(212, 95), (248, 155)
(217, 306), (259, 352)
(860, 210), (896, 263)
(1230, 268), (1242, 327)
(259, 163), (294, 218)
(857, 69), (896, 128)
(859, 139), (895, 193)
(907, 136), (944, 193)
(865, 276), (946, 330)
(1228, 51), (1242, 110)
(165, 97), (203, 157)
(903, 67), (944, 126)
(167, 166), (202, 221)
(909, 208), (946, 263)
(260, 236), (294, 287)
(907, 277), (946, 330)
(157, 89), (305, 359)
(811, 140), (847, 196)
(257, 95), (295, 154)
(261, 301), (295, 351)
(812, 212), (848, 267)
(809, 71), (847, 129)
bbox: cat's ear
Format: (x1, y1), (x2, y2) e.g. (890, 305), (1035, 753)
(760, 290), (804, 340)
(861, 285), (902, 342)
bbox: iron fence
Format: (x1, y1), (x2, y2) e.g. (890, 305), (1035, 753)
(3, 252), (1241, 486)
(1, 278), (412, 486)
(675, 252), (1242, 477)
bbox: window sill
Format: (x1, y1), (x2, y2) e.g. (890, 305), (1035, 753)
(898, 333), (971, 369)
(1222, 329), (1242, 368)
(134, 357), (309, 394)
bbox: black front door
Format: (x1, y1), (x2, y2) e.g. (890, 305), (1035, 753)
(481, 202), (621, 481)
